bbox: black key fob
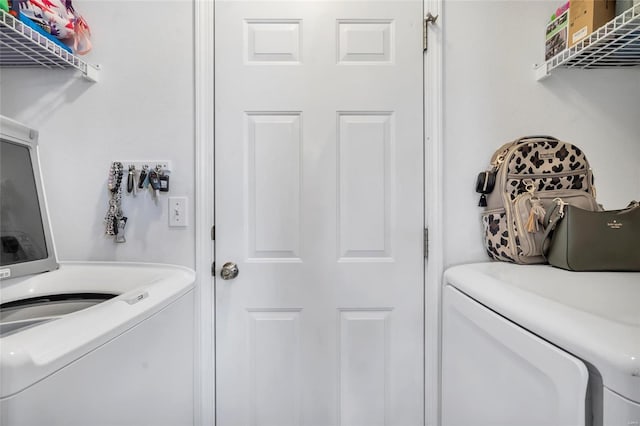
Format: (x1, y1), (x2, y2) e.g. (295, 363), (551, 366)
(138, 169), (148, 189)
(127, 166), (135, 193)
(159, 174), (170, 192)
(148, 170), (160, 190)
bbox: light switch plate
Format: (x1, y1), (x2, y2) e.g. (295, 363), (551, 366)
(169, 196), (188, 227)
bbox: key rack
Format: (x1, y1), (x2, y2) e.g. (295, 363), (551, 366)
(0, 10), (100, 82)
(104, 160), (174, 241)
(122, 161), (172, 172)
(535, 3), (640, 80)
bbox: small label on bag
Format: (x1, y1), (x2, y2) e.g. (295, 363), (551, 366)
(607, 220), (623, 229)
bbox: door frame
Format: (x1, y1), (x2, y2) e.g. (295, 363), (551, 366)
(193, 1), (444, 424)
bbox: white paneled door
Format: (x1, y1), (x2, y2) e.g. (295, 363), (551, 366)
(215, 2), (424, 425)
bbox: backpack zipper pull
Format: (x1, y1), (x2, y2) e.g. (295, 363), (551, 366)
(526, 197), (546, 233)
(524, 180), (546, 233)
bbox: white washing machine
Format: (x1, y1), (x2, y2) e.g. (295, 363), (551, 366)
(0, 113), (196, 425)
(442, 262), (640, 426)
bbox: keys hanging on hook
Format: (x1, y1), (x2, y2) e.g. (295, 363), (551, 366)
(138, 165), (149, 189)
(148, 167), (161, 197)
(159, 167), (170, 192)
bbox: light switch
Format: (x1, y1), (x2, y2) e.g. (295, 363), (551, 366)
(169, 196), (188, 227)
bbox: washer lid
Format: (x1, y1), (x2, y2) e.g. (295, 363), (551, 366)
(0, 116), (58, 281)
(444, 262), (640, 403)
(0, 262), (195, 398)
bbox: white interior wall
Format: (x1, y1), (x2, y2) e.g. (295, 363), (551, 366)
(0, 0), (638, 301)
(0, 1), (195, 267)
(443, 0), (640, 267)
(1, 2), (638, 424)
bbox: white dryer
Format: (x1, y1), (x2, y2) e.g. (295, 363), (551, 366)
(442, 262), (640, 426)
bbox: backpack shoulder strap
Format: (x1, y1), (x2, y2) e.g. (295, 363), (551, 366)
(541, 198), (565, 259)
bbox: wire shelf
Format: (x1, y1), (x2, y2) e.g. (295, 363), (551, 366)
(0, 10), (99, 81)
(535, 3), (640, 80)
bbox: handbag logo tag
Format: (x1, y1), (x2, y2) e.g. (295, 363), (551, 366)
(607, 220), (623, 229)
(540, 152), (556, 160)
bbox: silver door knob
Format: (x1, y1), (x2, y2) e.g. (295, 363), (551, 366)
(220, 262), (239, 280)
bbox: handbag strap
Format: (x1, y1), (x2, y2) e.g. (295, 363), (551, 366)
(541, 198), (567, 259)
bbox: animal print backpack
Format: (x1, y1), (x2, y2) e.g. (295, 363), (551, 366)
(476, 135), (599, 264)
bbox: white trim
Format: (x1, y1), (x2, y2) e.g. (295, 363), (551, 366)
(424, 0), (444, 425)
(194, 0), (215, 425)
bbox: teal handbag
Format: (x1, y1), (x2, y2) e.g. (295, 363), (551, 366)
(543, 200), (640, 271)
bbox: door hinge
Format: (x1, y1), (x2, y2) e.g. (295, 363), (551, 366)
(424, 228), (429, 259)
(423, 12), (439, 52)
(211, 261), (216, 276)
(211, 225), (215, 240)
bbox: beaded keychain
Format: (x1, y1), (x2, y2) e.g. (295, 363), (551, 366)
(104, 162), (127, 242)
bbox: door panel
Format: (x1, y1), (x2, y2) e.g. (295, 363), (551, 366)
(246, 112), (302, 260)
(248, 309), (302, 426)
(339, 309), (391, 426)
(338, 112), (393, 259)
(215, 2), (424, 425)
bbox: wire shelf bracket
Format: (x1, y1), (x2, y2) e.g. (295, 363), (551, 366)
(535, 3), (640, 81)
(0, 10), (100, 82)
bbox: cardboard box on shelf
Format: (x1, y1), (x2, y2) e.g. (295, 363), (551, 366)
(545, 10), (570, 60)
(569, 0), (617, 46)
